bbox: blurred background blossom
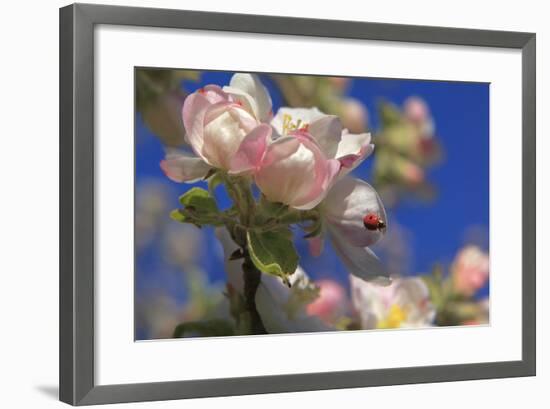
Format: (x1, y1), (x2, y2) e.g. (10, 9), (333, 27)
(135, 69), (489, 339)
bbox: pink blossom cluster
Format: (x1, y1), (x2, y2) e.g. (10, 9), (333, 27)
(162, 73), (391, 285)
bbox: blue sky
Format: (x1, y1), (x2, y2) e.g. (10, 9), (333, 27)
(135, 71), (489, 305)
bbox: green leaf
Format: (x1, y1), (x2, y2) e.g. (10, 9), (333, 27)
(170, 209), (187, 223)
(173, 187), (225, 226)
(271, 226), (294, 240)
(173, 319), (234, 338)
(246, 229), (299, 279)
(179, 187), (219, 213)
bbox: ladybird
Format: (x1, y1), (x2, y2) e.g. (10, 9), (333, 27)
(363, 213), (386, 231)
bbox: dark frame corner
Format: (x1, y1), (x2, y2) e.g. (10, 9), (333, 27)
(59, 3), (536, 405)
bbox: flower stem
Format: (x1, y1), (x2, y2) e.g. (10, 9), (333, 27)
(235, 177), (256, 225)
(242, 248), (267, 335)
(221, 173), (256, 226)
(278, 209), (320, 225)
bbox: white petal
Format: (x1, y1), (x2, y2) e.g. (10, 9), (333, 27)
(308, 115), (343, 158)
(324, 177), (387, 247)
(160, 150), (212, 183)
(201, 108), (255, 169)
(349, 275), (387, 329)
(393, 278), (435, 327)
(329, 228), (391, 284)
(224, 73), (273, 122)
(335, 132), (373, 170)
(256, 272), (333, 334)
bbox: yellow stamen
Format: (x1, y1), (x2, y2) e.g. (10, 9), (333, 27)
(377, 304), (408, 329)
(282, 114), (307, 135)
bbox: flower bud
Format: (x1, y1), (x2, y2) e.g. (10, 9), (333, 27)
(182, 73), (274, 172)
(306, 279), (347, 323)
(327, 76), (350, 90)
(183, 87), (260, 170)
(404, 96), (429, 124)
(452, 245), (490, 296)
(401, 160), (425, 186)
(338, 98), (368, 134)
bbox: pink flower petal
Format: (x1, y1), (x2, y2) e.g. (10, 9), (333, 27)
(229, 124), (272, 174)
(306, 279), (346, 322)
(290, 134), (339, 210)
(255, 133), (327, 209)
(182, 92), (212, 156)
(201, 84), (229, 104)
(294, 158), (340, 210)
(258, 135), (301, 168)
(404, 96), (429, 124)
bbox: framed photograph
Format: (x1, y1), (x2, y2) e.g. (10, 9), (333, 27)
(59, 3), (536, 405)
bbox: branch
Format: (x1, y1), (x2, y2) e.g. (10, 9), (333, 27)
(241, 249), (267, 335)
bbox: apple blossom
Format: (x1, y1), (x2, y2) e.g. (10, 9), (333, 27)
(183, 85), (261, 170)
(350, 275), (435, 329)
(452, 245), (489, 296)
(252, 131), (341, 210)
(162, 73), (397, 336)
(255, 271), (333, 334)
(162, 73), (274, 179)
(271, 107), (374, 177)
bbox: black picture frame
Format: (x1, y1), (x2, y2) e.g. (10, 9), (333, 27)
(59, 3), (536, 405)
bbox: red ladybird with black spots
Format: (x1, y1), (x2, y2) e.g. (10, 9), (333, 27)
(363, 212), (386, 231)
